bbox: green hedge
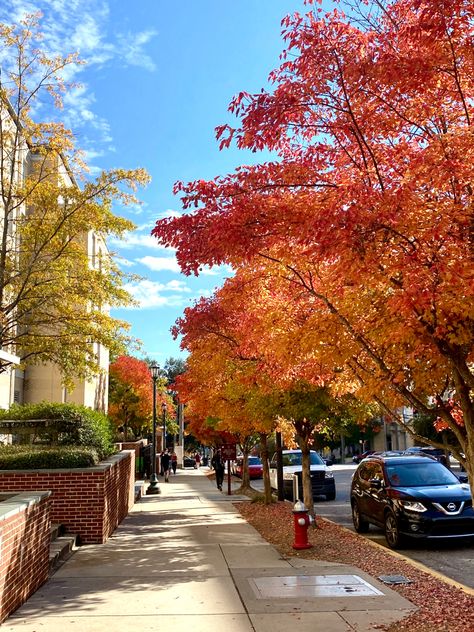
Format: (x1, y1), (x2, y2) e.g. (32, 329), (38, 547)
(0, 402), (115, 460)
(0, 445), (100, 469)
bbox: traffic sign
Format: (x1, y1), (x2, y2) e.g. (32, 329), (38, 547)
(221, 443), (237, 461)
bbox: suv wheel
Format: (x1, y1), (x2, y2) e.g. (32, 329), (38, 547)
(384, 510), (403, 549)
(352, 500), (369, 533)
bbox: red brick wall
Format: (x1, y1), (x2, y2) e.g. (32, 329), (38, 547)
(0, 451), (135, 544)
(0, 492), (51, 623)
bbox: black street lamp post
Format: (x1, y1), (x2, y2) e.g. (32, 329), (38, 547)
(162, 402), (167, 451)
(146, 364), (161, 495)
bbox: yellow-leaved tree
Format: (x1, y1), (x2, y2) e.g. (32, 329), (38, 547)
(0, 14), (150, 384)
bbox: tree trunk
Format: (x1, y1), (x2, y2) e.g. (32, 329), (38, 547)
(259, 433), (273, 504)
(296, 432), (315, 517)
(464, 422), (474, 504)
(241, 450), (251, 489)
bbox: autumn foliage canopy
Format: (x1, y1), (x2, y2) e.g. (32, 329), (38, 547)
(152, 0), (474, 473)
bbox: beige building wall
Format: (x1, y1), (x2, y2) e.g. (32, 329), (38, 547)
(23, 363), (65, 404)
(22, 356), (109, 413)
(0, 371), (15, 410)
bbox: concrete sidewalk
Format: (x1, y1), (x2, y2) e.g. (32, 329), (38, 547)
(3, 468), (416, 632)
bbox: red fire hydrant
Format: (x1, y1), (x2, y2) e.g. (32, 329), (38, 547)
(292, 500), (313, 550)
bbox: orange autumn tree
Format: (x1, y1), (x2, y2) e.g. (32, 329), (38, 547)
(109, 356), (172, 440)
(172, 277), (285, 500)
(172, 270), (369, 509)
(174, 308), (274, 499)
(153, 0), (474, 484)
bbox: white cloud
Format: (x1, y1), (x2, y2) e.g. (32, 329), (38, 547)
(62, 85), (112, 140)
(165, 280), (192, 293)
(137, 256), (181, 273)
(135, 220), (155, 231)
(124, 279), (192, 309)
(69, 15), (103, 54)
(196, 288), (214, 298)
(154, 209), (182, 221)
(127, 250), (231, 277)
(124, 203), (148, 217)
(81, 148), (105, 162)
(0, 0), (157, 158)
(117, 30), (157, 72)
(110, 233), (174, 251)
(0, 1), (38, 25)
(117, 256), (136, 268)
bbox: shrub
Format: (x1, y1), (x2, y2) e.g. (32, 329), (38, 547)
(0, 402), (115, 459)
(0, 445), (100, 469)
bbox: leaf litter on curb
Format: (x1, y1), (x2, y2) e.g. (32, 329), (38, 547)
(235, 500), (474, 632)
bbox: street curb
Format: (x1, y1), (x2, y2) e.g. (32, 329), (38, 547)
(321, 516), (474, 597)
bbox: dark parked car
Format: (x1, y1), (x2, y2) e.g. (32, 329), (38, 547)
(233, 456), (263, 479)
(352, 450), (376, 464)
(322, 454), (335, 466)
(351, 453), (473, 549)
(404, 446), (448, 466)
(183, 456), (196, 468)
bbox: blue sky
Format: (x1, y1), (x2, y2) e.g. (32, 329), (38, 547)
(1, 0), (316, 365)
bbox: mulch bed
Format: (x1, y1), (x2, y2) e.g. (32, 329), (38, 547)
(234, 499), (474, 632)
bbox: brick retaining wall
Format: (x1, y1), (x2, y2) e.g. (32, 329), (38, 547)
(0, 451), (135, 544)
(0, 492), (51, 623)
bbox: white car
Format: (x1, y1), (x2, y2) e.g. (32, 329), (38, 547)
(269, 449), (336, 501)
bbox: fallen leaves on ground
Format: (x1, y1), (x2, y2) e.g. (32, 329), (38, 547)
(235, 500), (474, 632)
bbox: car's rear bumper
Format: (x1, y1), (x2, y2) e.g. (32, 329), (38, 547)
(283, 477), (335, 499)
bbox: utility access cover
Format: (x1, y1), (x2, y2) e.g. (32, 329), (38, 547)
(378, 575), (412, 585)
(249, 574), (384, 599)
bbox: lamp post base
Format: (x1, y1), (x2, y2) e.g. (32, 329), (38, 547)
(146, 474), (161, 495)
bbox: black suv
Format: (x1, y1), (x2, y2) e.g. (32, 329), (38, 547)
(351, 454), (473, 548)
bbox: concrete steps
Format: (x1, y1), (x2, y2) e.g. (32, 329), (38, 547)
(135, 480), (145, 501)
(49, 523), (78, 576)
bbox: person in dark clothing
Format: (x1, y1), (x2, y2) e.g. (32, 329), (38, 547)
(171, 451), (178, 475)
(211, 450), (225, 491)
(161, 451), (171, 482)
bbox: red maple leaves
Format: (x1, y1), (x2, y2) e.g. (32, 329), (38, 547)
(152, 0), (474, 472)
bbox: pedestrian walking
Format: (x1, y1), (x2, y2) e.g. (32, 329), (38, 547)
(171, 451), (177, 475)
(211, 450), (225, 491)
(194, 452), (201, 468)
(161, 451), (171, 482)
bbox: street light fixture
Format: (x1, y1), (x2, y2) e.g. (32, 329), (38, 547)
(162, 401), (167, 451)
(146, 364), (161, 495)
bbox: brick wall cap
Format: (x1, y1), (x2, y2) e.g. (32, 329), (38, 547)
(0, 490), (51, 522)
